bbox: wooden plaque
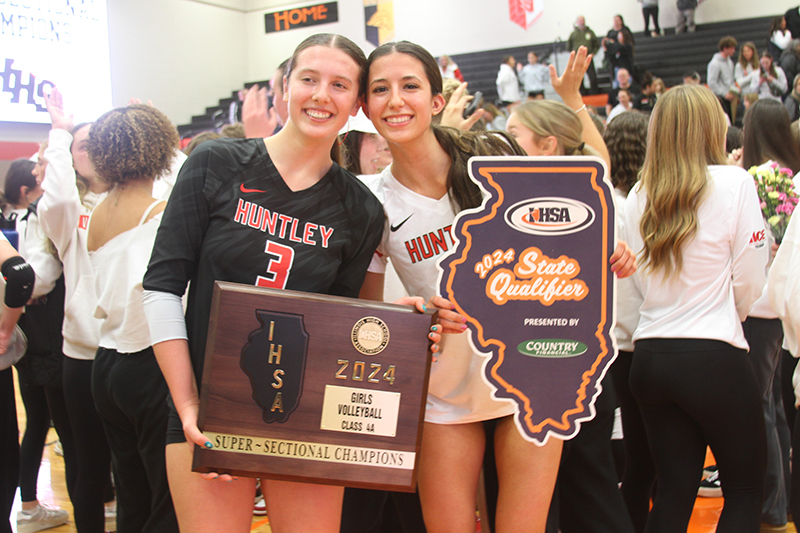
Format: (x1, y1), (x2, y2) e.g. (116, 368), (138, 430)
(192, 281), (436, 492)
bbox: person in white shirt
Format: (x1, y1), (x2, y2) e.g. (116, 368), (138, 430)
(606, 89), (634, 124)
(517, 51), (550, 100)
(495, 55), (521, 109)
(602, 110), (654, 532)
(624, 84), (768, 533)
(707, 36), (739, 121)
(768, 16), (793, 63)
(40, 89), (115, 533)
(735, 42), (761, 97)
(504, 94), (636, 532)
(740, 98), (800, 529)
(754, 52), (788, 101)
(361, 42), (635, 533)
(85, 103), (180, 533)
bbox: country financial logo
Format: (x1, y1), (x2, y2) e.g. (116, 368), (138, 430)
(504, 198), (595, 236)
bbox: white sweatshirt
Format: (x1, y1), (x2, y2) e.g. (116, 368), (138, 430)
(37, 128), (104, 360)
(623, 165), (768, 350)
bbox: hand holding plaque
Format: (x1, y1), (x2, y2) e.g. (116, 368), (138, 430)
(193, 282), (436, 492)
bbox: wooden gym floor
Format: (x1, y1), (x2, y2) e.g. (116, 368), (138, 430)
(9, 368), (798, 533)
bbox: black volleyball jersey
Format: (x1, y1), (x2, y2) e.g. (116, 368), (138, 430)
(143, 138), (384, 379)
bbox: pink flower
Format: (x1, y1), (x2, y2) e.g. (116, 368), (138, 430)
(766, 186), (774, 192)
(781, 168), (794, 178)
(779, 192), (788, 201)
(760, 201), (768, 209)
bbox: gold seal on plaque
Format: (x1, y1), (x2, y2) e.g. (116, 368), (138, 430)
(351, 317), (390, 355)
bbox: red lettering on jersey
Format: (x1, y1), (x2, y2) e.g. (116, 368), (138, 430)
(406, 239), (421, 264)
(248, 205), (264, 229)
(234, 199), (250, 224)
(303, 223), (318, 245)
(78, 215), (89, 230)
(277, 215), (293, 239)
(288, 219), (302, 243)
(261, 210), (278, 234)
(232, 200), (329, 249)
(319, 225), (334, 248)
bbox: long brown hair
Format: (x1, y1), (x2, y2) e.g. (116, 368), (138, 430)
(760, 51), (778, 79)
(366, 41), (525, 211)
(742, 98), (800, 175)
(638, 85), (728, 278)
(738, 42), (759, 71)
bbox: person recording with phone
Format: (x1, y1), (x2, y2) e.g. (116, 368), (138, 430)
(753, 52), (788, 101)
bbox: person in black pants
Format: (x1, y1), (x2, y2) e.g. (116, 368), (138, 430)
(0, 367), (19, 533)
(624, 85), (768, 533)
(0, 232), (38, 533)
(640, 0), (661, 37)
(544, 382), (635, 533)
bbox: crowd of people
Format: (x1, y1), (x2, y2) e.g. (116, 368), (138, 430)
(482, 5), (800, 135)
(2, 6), (800, 533)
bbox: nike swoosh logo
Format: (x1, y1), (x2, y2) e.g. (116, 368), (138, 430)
(390, 214), (413, 232)
(240, 184), (266, 194)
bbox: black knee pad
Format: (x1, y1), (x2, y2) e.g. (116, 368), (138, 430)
(2, 256), (34, 308)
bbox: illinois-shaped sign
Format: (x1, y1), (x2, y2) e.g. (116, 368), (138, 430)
(438, 157), (616, 444)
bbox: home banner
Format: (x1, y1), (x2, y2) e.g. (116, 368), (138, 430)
(438, 157), (616, 444)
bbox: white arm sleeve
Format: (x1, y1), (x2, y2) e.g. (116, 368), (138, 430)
(731, 177), (769, 321)
(142, 289), (187, 344)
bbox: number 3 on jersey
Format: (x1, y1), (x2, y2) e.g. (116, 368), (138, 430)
(256, 240), (295, 289)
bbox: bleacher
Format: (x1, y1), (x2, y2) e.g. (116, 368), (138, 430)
(177, 15), (778, 137)
(452, 16), (775, 104)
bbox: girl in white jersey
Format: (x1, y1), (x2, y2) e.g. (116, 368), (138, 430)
(624, 84), (769, 532)
(360, 42), (635, 532)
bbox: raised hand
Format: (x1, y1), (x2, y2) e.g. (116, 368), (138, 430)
(550, 46), (592, 109)
(242, 84), (278, 139)
(439, 82), (485, 131)
(44, 87), (74, 132)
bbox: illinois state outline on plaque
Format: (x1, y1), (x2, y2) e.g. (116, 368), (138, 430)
(437, 156), (616, 444)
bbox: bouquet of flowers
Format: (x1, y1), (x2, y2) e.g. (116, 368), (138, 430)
(749, 162), (799, 243)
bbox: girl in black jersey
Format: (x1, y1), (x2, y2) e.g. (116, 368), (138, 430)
(142, 34), (441, 533)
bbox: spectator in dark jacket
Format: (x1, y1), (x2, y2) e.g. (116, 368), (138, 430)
(780, 40), (800, 91)
(603, 29), (635, 87)
(569, 16), (601, 94)
(785, 6), (800, 41)
(633, 72), (657, 113)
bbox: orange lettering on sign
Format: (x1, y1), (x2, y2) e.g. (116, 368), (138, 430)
(273, 11), (290, 31)
(272, 4), (328, 31)
(289, 9), (303, 25)
(484, 247), (588, 306)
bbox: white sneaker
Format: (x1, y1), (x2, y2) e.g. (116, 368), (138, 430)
(105, 501), (117, 532)
(16, 503), (69, 533)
